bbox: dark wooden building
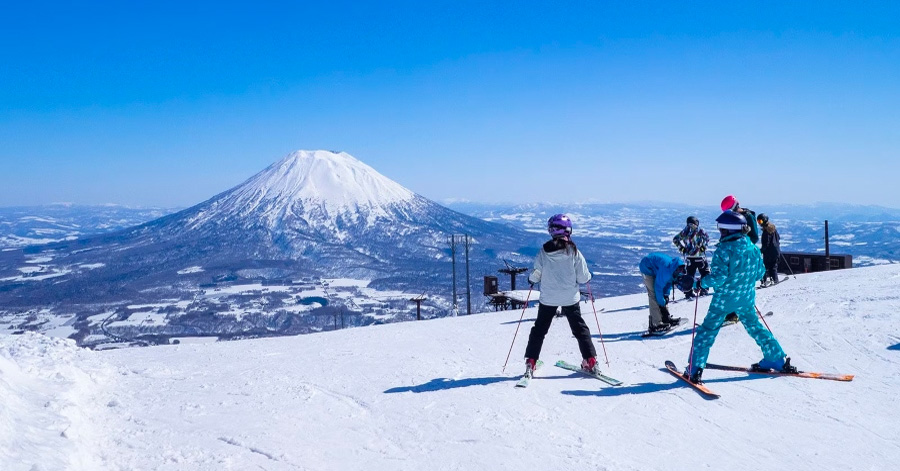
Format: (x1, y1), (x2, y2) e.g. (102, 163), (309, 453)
(780, 252), (852, 274)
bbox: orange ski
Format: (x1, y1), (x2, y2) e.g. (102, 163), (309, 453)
(665, 361), (720, 398)
(705, 363), (854, 382)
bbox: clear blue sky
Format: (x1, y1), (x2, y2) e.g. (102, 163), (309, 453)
(1, 1), (898, 208)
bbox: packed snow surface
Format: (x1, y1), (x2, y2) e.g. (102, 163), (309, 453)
(3, 265), (900, 470)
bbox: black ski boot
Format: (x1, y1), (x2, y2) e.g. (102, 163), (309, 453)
(646, 323), (672, 336)
(664, 316), (683, 327)
(780, 357), (798, 374)
(659, 306), (682, 327)
(683, 366), (703, 384)
(751, 356), (798, 373)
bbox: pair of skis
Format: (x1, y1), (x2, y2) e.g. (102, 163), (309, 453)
(664, 360), (854, 398)
(515, 360), (623, 388)
(758, 277), (791, 289)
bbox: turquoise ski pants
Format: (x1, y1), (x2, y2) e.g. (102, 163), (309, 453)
(689, 293), (786, 371)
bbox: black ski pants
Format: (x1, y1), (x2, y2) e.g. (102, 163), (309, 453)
(683, 256), (710, 294)
(524, 302), (596, 361)
(762, 250), (780, 282)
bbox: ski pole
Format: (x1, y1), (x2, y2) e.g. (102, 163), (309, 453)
(779, 252), (797, 279)
(755, 304), (773, 332)
(501, 285), (533, 372)
(587, 282), (610, 366)
(686, 287), (701, 379)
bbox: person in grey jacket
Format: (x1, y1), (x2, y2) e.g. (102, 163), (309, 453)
(523, 214), (600, 378)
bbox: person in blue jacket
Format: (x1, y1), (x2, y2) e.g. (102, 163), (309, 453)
(639, 252), (687, 335)
(684, 210), (796, 384)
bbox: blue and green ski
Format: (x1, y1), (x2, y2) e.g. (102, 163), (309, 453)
(554, 360), (623, 386)
(515, 360), (544, 388)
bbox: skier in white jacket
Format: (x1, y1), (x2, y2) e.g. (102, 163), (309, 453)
(523, 214), (600, 378)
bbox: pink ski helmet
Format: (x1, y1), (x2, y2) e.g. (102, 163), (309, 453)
(720, 195), (739, 212)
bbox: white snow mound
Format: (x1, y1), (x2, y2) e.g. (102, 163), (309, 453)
(0, 333), (116, 471)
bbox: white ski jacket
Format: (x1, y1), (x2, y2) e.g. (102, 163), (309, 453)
(528, 240), (591, 307)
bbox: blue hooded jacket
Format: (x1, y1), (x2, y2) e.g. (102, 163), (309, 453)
(639, 252), (685, 306)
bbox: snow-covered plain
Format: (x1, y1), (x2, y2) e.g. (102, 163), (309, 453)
(3, 265), (899, 470)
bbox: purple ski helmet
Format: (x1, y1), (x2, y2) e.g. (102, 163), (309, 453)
(547, 214), (573, 238)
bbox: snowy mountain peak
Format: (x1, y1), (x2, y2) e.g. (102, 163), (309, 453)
(232, 150), (415, 214)
(184, 150), (423, 233)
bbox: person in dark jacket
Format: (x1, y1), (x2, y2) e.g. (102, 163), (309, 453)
(673, 216), (711, 299)
(523, 214), (599, 379)
(638, 252), (687, 335)
(757, 213), (781, 286)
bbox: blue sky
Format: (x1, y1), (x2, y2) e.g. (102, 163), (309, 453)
(1, 1), (898, 208)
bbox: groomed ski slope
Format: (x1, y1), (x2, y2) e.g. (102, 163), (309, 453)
(3, 264), (900, 471)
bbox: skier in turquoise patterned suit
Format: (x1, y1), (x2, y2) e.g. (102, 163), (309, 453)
(684, 210), (796, 384)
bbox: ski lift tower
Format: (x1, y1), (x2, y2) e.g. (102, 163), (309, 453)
(409, 293), (427, 320)
(498, 260), (528, 291)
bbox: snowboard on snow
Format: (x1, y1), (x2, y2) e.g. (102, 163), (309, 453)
(641, 318), (687, 337)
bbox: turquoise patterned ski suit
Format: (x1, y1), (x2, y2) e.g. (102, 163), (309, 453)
(688, 232), (786, 371)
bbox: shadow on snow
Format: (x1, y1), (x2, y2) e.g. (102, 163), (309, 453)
(602, 305), (649, 314)
(500, 317), (537, 325)
(595, 327), (695, 343)
(384, 373), (593, 394)
(561, 370), (765, 399)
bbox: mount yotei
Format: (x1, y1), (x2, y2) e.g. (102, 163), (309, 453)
(3, 151), (626, 347)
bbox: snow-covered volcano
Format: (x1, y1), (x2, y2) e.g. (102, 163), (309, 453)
(134, 149), (536, 269)
(0, 150), (545, 309)
(189, 150), (418, 237)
